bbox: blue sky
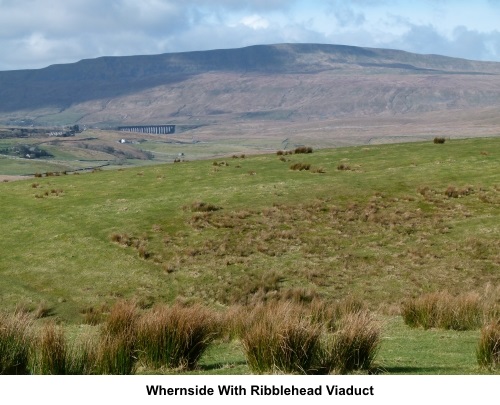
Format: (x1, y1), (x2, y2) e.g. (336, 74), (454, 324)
(1, 0), (500, 70)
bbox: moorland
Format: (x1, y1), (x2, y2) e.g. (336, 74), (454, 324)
(0, 44), (499, 375)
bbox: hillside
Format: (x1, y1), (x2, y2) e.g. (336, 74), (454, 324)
(2, 43), (500, 132)
(0, 137), (498, 321)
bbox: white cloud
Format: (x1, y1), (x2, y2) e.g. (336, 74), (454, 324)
(1, 0), (500, 70)
(240, 14), (270, 30)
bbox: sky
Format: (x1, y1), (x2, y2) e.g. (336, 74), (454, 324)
(1, 0), (500, 71)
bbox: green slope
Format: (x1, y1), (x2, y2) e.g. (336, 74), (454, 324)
(0, 137), (498, 322)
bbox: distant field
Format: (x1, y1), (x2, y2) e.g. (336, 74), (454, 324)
(0, 137), (498, 374)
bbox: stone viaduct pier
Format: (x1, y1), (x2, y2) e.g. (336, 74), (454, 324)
(117, 125), (175, 135)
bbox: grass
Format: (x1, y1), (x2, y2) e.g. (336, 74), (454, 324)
(0, 312), (32, 374)
(240, 301), (380, 374)
(30, 322), (67, 375)
(0, 137), (498, 374)
(1, 137), (498, 316)
(136, 304), (218, 370)
(241, 302), (321, 374)
(477, 320), (500, 369)
(401, 291), (486, 330)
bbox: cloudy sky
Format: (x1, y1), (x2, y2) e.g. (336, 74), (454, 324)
(1, 0), (500, 71)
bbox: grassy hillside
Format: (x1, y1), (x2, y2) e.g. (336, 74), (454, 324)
(0, 136), (499, 375)
(0, 137), (498, 322)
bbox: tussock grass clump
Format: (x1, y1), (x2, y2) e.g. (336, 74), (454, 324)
(94, 300), (140, 374)
(94, 332), (136, 375)
(318, 311), (381, 374)
(311, 167), (326, 174)
(434, 137), (446, 144)
(30, 322), (67, 375)
(110, 232), (132, 246)
(190, 201), (222, 212)
(241, 302), (321, 374)
(337, 163), (351, 171)
(136, 304), (218, 370)
(0, 312), (32, 374)
(240, 300), (380, 374)
(444, 185), (474, 198)
(294, 146), (313, 154)
(102, 300), (139, 337)
(310, 297), (366, 332)
(477, 320), (500, 369)
(81, 306), (106, 325)
(290, 162), (311, 171)
(65, 333), (97, 375)
(402, 291), (484, 330)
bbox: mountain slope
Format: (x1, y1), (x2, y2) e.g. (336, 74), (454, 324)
(1, 43), (500, 127)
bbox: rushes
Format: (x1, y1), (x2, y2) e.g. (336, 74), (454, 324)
(30, 322), (67, 374)
(477, 320), (500, 369)
(95, 300), (139, 375)
(0, 312), (32, 374)
(241, 302), (321, 374)
(401, 291), (484, 330)
(317, 312), (380, 374)
(240, 301), (380, 374)
(136, 304), (218, 370)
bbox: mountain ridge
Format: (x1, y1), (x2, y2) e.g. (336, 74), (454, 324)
(1, 43), (500, 127)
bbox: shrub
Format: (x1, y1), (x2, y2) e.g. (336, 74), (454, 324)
(0, 312), (32, 374)
(136, 304), (218, 370)
(434, 137), (446, 144)
(477, 320), (500, 368)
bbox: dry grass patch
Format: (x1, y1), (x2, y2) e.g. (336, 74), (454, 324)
(241, 302), (321, 374)
(0, 312), (32, 374)
(401, 291), (485, 330)
(477, 320), (500, 369)
(29, 322), (67, 375)
(136, 304), (218, 370)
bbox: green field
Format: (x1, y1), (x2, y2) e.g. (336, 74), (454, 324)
(0, 137), (499, 374)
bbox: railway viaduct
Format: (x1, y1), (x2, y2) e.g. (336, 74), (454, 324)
(117, 125), (175, 134)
